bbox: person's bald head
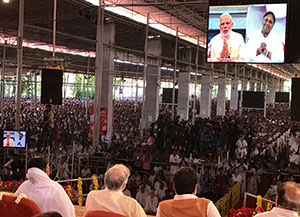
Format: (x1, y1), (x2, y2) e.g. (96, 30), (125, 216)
(277, 181), (300, 212)
(104, 164), (130, 191)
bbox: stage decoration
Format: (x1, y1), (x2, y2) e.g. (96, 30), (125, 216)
(92, 176), (98, 190)
(63, 185), (76, 202)
(255, 195), (264, 213)
(0, 181), (22, 192)
(77, 177), (83, 206)
(226, 207), (255, 217)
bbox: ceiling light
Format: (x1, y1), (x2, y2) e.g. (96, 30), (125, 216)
(3, 0), (10, 3)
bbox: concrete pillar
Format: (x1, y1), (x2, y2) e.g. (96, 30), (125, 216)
(267, 85), (276, 104)
(230, 79), (238, 111)
(249, 82), (255, 91)
(102, 23), (115, 142)
(178, 72), (190, 120)
(242, 80), (248, 91)
(177, 49), (192, 120)
(217, 77), (226, 116)
(200, 75), (212, 118)
(279, 80), (285, 92)
(262, 83), (267, 92)
(256, 82), (262, 91)
(144, 38), (161, 128)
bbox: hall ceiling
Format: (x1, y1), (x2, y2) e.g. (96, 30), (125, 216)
(0, 0), (299, 79)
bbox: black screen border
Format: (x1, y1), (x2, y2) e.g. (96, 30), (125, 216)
(207, 0), (289, 64)
(1, 129), (27, 149)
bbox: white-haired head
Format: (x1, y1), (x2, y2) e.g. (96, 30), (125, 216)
(219, 13), (233, 38)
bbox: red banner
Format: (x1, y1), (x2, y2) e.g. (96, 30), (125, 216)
(89, 107), (108, 141)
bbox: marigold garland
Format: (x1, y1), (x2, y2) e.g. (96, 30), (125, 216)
(256, 195), (262, 207)
(256, 195), (264, 214)
(77, 177), (83, 206)
(267, 202), (272, 211)
(66, 185), (73, 200)
(92, 176), (98, 190)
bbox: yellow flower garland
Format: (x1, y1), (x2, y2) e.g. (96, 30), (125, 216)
(267, 202), (272, 211)
(66, 185), (73, 201)
(256, 195), (262, 207)
(77, 177), (83, 206)
(92, 176), (98, 190)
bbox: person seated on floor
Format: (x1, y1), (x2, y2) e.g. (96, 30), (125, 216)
(15, 157), (76, 217)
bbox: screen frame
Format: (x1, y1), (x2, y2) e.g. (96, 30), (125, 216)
(1, 130), (27, 149)
(242, 91), (265, 108)
(275, 92), (290, 103)
(207, 0), (288, 64)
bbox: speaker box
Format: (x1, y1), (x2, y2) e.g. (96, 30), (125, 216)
(291, 78), (300, 121)
(41, 68), (63, 105)
(162, 88), (178, 104)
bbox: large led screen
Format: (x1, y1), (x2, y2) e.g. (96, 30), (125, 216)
(207, 3), (287, 63)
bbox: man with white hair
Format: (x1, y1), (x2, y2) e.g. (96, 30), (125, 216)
(255, 181), (300, 217)
(86, 164), (147, 217)
(3, 132), (14, 147)
(208, 13), (245, 61)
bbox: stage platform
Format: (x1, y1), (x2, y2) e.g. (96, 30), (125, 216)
(75, 205), (155, 217)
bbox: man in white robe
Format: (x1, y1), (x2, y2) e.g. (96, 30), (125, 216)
(235, 135), (248, 159)
(169, 150), (180, 176)
(15, 157), (76, 217)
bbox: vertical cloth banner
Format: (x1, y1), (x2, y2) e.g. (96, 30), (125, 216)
(89, 107), (108, 141)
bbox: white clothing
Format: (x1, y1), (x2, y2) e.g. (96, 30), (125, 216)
(57, 162), (70, 180)
(3, 138), (14, 147)
(156, 194), (221, 217)
(81, 168), (91, 178)
(154, 181), (167, 191)
(139, 184), (151, 195)
(145, 195), (159, 213)
(15, 168), (75, 217)
(86, 188), (146, 217)
(236, 138), (248, 159)
(254, 207), (298, 217)
(149, 174), (156, 186)
(155, 187), (166, 201)
(208, 31), (245, 61)
(246, 29), (284, 63)
(136, 190), (148, 207)
(169, 154), (180, 175)
(232, 173), (242, 184)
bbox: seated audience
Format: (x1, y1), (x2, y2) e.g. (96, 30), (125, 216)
(145, 189), (159, 215)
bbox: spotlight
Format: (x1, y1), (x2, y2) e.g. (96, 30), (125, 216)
(3, 0), (10, 3)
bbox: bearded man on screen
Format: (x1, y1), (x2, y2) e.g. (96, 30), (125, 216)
(208, 13), (245, 62)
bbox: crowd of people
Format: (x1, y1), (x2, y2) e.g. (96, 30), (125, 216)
(1, 97), (300, 216)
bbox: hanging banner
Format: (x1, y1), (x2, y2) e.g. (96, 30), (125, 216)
(89, 107), (108, 141)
